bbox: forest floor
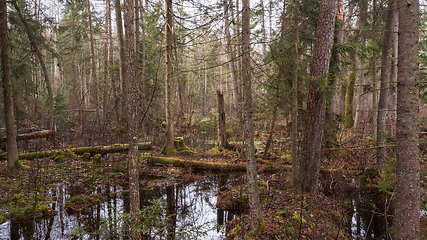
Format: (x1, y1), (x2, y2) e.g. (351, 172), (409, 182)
(0, 130), (426, 239)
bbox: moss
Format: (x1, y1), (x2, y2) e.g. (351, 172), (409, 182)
(9, 208), (24, 219)
(0, 215), (5, 224)
(92, 154), (102, 164)
(24, 205), (35, 216)
(230, 223), (242, 235)
(54, 155), (64, 163)
(14, 160), (29, 169)
(344, 73), (356, 129)
(174, 137), (188, 149)
(36, 203), (54, 215)
(80, 152), (91, 161)
(257, 179), (266, 187)
(254, 131), (260, 137)
(250, 218), (266, 236)
(70, 195), (86, 204)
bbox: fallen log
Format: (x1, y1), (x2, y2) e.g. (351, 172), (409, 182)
(1, 126), (57, 143)
(147, 156), (283, 172)
(0, 142), (152, 161)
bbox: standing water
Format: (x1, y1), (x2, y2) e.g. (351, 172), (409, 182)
(0, 173), (242, 240)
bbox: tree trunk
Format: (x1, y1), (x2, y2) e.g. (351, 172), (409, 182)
(103, 0), (111, 127)
(86, 0), (100, 127)
(109, 0), (118, 121)
(12, 0), (54, 130)
(114, 0), (127, 122)
(223, 0), (239, 115)
(1, 127), (57, 143)
(300, 0), (338, 193)
(217, 90), (228, 149)
(291, 0), (299, 187)
(371, 0), (378, 142)
(395, 0), (420, 238)
(242, 0), (262, 230)
(123, 0), (141, 239)
(260, 0), (267, 87)
(388, 7), (398, 136)
(1, 0), (19, 169)
(344, 73), (355, 128)
(165, 0), (175, 149)
(376, 0), (395, 167)
(354, 0), (368, 132)
(324, 0), (344, 148)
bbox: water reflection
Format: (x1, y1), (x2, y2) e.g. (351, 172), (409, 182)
(0, 174), (241, 240)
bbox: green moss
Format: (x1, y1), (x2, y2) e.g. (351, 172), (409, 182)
(36, 203), (53, 215)
(257, 179), (266, 187)
(14, 160), (29, 169)
(9, 208), (24, 218)
(250, 218), (266, 236)
(54, 155), (64, 163)
(70, 195), (86, 204)
(254, 131), (260, 137)
(0, 215), (5, 224)
(80, 152), (91, 161)
(24, 205), (35, 216)
(92, 154), (102, 164)
(230, 223), (242, 235)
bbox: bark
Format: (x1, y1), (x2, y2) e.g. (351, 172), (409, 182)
(114, 0), (127, 121)
(165, 0), (175, 149)
(86, 0), (100, 126)
(12, 0), (54, 130)
(108, 0), (117, 121)
(260, 0), (267, 86)
(242, 0), (262, 230)
(376, 0), (395, 167)
(388, 7), (398, 136)
(139, 0), (147, 123)
(371, 0), (378, 142)
(103, 0), (111, 127)
(123, 0), (140, 238)
(344, 73), (355, 128)
(353, 0), (368, 132)
(223, 0), (239, 114)
(324, 0), (344, 148)
(300, 0), (338, 193)
(1, 127), (57, 143)
(1, 0), (19, 168)
(217, 90), (228, 149)
(395, 0), (420, 238)
(291, 0), (299, 187)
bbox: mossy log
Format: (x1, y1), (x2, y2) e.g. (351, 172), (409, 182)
(0, 142), (151, 161)
(147, 156), (282, 172)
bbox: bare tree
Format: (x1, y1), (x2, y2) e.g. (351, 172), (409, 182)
(242, 0), (262, 230)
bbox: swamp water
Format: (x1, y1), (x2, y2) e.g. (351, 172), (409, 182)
(0, 171), (402, 240)
(0, 173), (241, 240)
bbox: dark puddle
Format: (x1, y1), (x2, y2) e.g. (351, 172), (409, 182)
(0, 173), (242, 240)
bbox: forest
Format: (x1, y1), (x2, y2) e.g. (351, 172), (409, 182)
(0, 0), (425, 239)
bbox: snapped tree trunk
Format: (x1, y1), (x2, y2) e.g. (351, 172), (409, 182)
(242, 0), (263, 231)
(395, 0), (420, 238)
(1, 0), (19, 168)
(300, 0), (338, 193)
(12, 0), (54, 130)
